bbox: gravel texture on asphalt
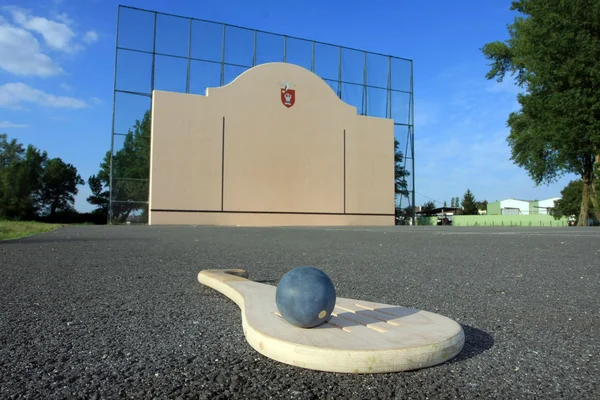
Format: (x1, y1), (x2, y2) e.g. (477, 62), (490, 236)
(1, 225), (599, 399)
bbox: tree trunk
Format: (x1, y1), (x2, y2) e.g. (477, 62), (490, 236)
(50, 198), (58, 217)
(122, 209), (132, 223)
(591, 154), (600, 222)
(590, 190), (600, 222)
(578, 175), (592, 226)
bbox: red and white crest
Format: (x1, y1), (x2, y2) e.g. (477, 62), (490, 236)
(280, 82), (295, 108)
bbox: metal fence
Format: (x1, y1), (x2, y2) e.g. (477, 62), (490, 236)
(109, 5), (415, 224)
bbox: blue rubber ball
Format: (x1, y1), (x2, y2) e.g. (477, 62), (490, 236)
(275, 266), (336, 328)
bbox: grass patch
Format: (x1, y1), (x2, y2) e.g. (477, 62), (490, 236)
(0, 220), (64, 240)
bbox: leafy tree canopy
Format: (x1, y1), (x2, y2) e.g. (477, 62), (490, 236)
(476, 200), (488, 211)
(0, 133), (84, 220)
(89, 110), (151, 223)
(35, 157), (84, 217)
(0, 134), (47, 219)
(422, 200), (436, 210)
(394, 138), (410, 199)
(551, 179), (597, 224)
(481, 0), (600, 225)
(394, 138), (412, 224)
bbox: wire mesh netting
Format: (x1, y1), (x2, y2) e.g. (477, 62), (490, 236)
(109, 5), (414, 224)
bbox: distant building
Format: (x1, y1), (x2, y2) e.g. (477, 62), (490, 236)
(486, 197), (560, 215)
(536, 198), (561, 214)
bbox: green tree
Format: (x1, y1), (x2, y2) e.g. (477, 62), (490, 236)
(90, 110), (151, 223)
(481, 0), (600, 226)
(394, 138), (412, 224)
(461, 189), (479, 215)
(394, 138), (410, 199)
(0, 134), (47, 219)
(476, 200), (489, 211)
(86, 174), (109, 218)
(395, 206), (414, 225)
(422, 200), (436, 210)
(551, 179), (596, 224)
(35, 158), (84, 217)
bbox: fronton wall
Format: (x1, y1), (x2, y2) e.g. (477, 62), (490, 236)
(149, 62), (394, 226)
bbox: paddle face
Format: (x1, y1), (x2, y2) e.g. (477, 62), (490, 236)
(198, 269), (464, 374)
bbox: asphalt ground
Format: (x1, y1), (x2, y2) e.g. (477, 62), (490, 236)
(1, 224), (599, 399)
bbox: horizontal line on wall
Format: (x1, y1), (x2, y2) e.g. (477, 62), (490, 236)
(151, 209), (394, 217)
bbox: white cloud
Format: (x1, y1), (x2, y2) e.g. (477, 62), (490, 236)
(90, 96), (102, 105)
(0, 6), (99, 77)
(55, 13), (73, 26)
(0, 82), (88, 109)
(4, 5), (79, 53)
(0, 23), (64, 77)
(411, 66), (569, 207)
(82, 30), (98, 44)
(60, 83), (72, 91)
(0, 120), (28, 128)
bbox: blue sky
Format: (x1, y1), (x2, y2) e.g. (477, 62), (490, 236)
(0, 0), (577, 213)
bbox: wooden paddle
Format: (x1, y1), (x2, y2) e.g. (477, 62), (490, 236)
(198, 269), (464, 373)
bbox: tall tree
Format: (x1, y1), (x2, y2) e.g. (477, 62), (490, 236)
(394, 138), (410, 199)
(86, 174), (109, 218)
(394, 138), (412, 224)
(476, 199), (489, 211)
(91, 110), (151, 223)
(35, 158), (84, 217)
(0, 134), (47, 219)
(551, 179), (596, 224)
(422, 200), (436, 210)
(481, 0), (600, 226)
(461, 189), (479, 215)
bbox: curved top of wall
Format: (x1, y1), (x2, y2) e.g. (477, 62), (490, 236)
(203, 62), (360, 117)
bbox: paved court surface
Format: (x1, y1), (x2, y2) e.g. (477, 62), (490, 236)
(1, 225), (599, 399)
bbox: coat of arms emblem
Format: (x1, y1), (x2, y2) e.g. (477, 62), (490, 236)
(280, 82), (295, 108)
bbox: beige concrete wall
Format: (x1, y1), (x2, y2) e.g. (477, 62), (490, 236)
(149, 62), (395, 226)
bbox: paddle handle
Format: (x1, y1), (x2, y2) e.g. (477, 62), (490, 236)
(197, 269), (250, 308)
(198, 269), (249, 285)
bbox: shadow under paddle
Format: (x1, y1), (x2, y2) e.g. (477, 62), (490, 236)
(446, 324), (495, 363)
